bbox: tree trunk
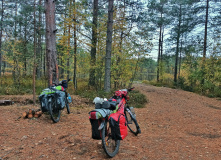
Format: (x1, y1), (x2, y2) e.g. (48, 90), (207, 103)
(24, 16), (27, 76)
(160, 25), (164, 81)
(89, 0), (98, 87)
(33, 0), (37, 105)
(104, 0), (114, 92)
(37, 0), (42, 79)
(67, 0), (72, 81)
(0, 0), (4, 77)
(13, 0), (18, 84)
(115, 0), (126, 89)
(201, 0), (209, 87)
(157, 22), (162, 82)
(178, 37), (183, 78)
(45, 0), (59, 86)
(174, 4), (182, 83)
(67, 21), (70, 81)
(73, 0), (77, 89)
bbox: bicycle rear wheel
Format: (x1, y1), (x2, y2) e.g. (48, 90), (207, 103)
(101, 120), (120, 158)
(125, 108), (141, 136)
(48, 96), (61, 123)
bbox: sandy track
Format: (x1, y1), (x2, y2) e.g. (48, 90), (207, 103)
(1, 84), (221, 160)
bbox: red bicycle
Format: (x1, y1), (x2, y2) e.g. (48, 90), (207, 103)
(89, 87), (141, 157)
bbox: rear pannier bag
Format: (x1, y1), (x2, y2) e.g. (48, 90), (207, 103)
(55, 91), (66, 110)
(89, 119), (102, 140)
(39, 88), (55, 112)
(89, 111), (102, 140)
(109, 113), (128, 140)
(39, 94), (48, 112)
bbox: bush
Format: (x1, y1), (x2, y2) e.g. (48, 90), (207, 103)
(129, 90), (148, 108)
(75, 82), (148, 108)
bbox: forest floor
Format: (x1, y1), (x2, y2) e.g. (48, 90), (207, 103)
(1, 83), (221, 160)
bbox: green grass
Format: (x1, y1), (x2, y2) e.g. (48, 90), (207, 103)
(0, 76), (47, 95)
(142, 79), (221, 98)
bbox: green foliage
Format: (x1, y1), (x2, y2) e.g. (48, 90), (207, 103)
(0, 75), (47, 95)
(129, 90), (148, 108)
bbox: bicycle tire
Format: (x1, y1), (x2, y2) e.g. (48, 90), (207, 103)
(48, 96), (61, 123)
(101, 120), (120, 158)
(125, 109), (141, 136)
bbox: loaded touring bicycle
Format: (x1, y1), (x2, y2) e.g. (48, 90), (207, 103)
(39, 79), (72, 123)
(89, 87), (141, 157)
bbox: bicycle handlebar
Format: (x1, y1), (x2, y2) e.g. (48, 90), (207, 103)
(128, 87), (135, 92)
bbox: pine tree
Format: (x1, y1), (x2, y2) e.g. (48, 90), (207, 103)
(89, 0), (98, 87)
(104, 0), (114, 92)
(45, 0), (59, 86)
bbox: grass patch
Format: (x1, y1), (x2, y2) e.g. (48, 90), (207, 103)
(0, 76), (148, 108)
(0, 76), (47, 95)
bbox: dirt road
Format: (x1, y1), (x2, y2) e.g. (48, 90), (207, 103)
(1, 84), (221, 160)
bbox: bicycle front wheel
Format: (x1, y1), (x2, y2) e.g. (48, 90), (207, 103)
(101, 120), (120, 158)
(48, 96), (61, 123)
(125, 109), (141, 136)
(66, 102), (70, 114)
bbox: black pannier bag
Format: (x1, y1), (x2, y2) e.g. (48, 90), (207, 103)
(55, 91), (66, 110)
(90, 118), (102, 140)
(89, 111), (102, 139)
(39, 94), (49, 112)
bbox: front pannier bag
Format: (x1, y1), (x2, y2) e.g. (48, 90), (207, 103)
(109, 113), (128, 140)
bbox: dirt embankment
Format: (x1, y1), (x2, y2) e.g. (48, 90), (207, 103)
(1, 84), (221, 160)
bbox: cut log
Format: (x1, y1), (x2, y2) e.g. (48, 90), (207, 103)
(34, 113), (39, 118)
(28, 113), (33, 119)
(22, 111), (28, 118)
(34, 111), (43, 118)
(0, 100), (13, 105)
(28, 109), (32, 114)
(38, 111), (42, 115)
(22, 109), (42, 119)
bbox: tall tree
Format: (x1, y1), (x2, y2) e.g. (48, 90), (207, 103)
(157, 10), (163, 82)
(73, 0), (77, 89)
(0, 0), (3, 76)
(104, 0), (114, 92)
(45, 0), (59, 86)
(174, 4), (182, 83)
(89, 0), (98, 87)
(36, 0), (43, 79)
(201, 0), (209, 87)
(33, 0), (37, 104)
(147, 0), (169, 82)
(66, 0), (72, 81)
